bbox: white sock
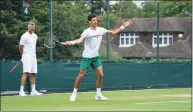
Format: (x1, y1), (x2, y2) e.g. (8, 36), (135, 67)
(96, 88), (101, 95)
(72, 88), (78, 95)
(20, 85), (24, 92)
(31, 84), (35, 92)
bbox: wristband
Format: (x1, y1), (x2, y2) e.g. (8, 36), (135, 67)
(120, 25), (125, 30)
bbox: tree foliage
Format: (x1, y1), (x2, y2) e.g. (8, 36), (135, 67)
(141, 1), (192, 18)
(110, 0), (142, 18)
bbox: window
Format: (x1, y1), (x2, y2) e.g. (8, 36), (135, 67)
(121, 38), (124, 44)
(154, 38), (157, 44)
(159, 38), (162, 44)
(152, 33), (173, 47)
(164, 37), (167, 44)
(119, 33), (139, 47)
(126, 38), (129, 44)
(131, 38), (134, 44)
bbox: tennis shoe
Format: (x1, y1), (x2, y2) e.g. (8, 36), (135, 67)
(31, 90), (42, 96)
(70, 94), (77, 101)
(95, 94), (108, 101)
(19, 91), (27, 96)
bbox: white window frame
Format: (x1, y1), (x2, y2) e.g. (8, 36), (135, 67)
(119, 33), (139, 47)
(152, 33), (173, 48)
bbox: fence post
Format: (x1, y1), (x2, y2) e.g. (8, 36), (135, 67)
(106, 0), (110, 61)
(49, 0), (53, 61)
(156, 1), (160, 62)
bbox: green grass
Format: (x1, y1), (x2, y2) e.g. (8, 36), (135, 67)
(1, 88), (192, 111)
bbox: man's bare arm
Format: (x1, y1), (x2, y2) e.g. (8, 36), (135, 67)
(19, 45), (24, 56)
(107, 20), (132, 36)
(64, 36), (85, 45)
(107, 28), (122, 37)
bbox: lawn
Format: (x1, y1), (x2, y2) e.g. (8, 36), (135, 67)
(1, 88), (192, 111)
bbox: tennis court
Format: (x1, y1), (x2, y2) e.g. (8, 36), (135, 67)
(1, 1), (192, 111)
(1, 88), (191, 111)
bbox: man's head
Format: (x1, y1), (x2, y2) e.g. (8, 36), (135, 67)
(87, 14), (98, 27)
(27, 22), (35, 33)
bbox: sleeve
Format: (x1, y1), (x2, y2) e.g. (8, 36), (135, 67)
(19, 35), (26, 45)
(100, 27), (108, 35)
(35, 34), (38, 42)
(81, 30), (87, 38)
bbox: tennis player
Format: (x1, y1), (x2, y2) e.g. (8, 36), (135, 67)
(65, 14), (132, 101)
(19, 22), (42, 96)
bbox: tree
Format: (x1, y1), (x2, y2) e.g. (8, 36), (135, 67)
(84, 0), (106, 15)
(141, 1), (192, 18)
(0, 0), (28, 60)
(141, 1), (156, 18)
(0, 0), (50, 60)
(51, 1), (89, 60)
(110, 0), (142, 19)
(160, 1), (192, 17)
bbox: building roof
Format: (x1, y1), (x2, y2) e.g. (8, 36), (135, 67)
(111, 42), (155, 58)
(116, 17), (191, 32)
(110, 38), (192, 59)
(157, 38), (192, 58)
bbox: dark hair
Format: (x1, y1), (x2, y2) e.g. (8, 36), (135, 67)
(87, 14), (97, 21)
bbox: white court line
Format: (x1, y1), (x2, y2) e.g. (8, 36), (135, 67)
(136, 100), (191, 104)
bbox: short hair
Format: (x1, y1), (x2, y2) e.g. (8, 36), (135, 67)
(87, 14), (97, 21)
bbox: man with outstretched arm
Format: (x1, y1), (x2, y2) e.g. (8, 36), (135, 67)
(64, 14), (132, 101)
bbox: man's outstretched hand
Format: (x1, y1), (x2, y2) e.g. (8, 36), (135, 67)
(61, 41), (72, 47)
(123, 20), (132, 27)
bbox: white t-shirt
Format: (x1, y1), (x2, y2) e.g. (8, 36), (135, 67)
(19, 31), (37, 57)
(81, 27), (107, 58)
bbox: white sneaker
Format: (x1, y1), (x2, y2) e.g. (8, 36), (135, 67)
(70, 94), (77, 101)
(95, 94), (108, 101)
(19, 91), (27, 96)
(31, 90), (42, 96)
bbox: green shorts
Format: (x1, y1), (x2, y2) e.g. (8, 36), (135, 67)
(80, 56), (102, 70)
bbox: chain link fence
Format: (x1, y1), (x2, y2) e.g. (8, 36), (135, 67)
(1, 1), (192, 62)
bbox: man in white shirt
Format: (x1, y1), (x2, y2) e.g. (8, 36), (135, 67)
(65, 14), (132, 101)
(19, 22), (42, 96)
